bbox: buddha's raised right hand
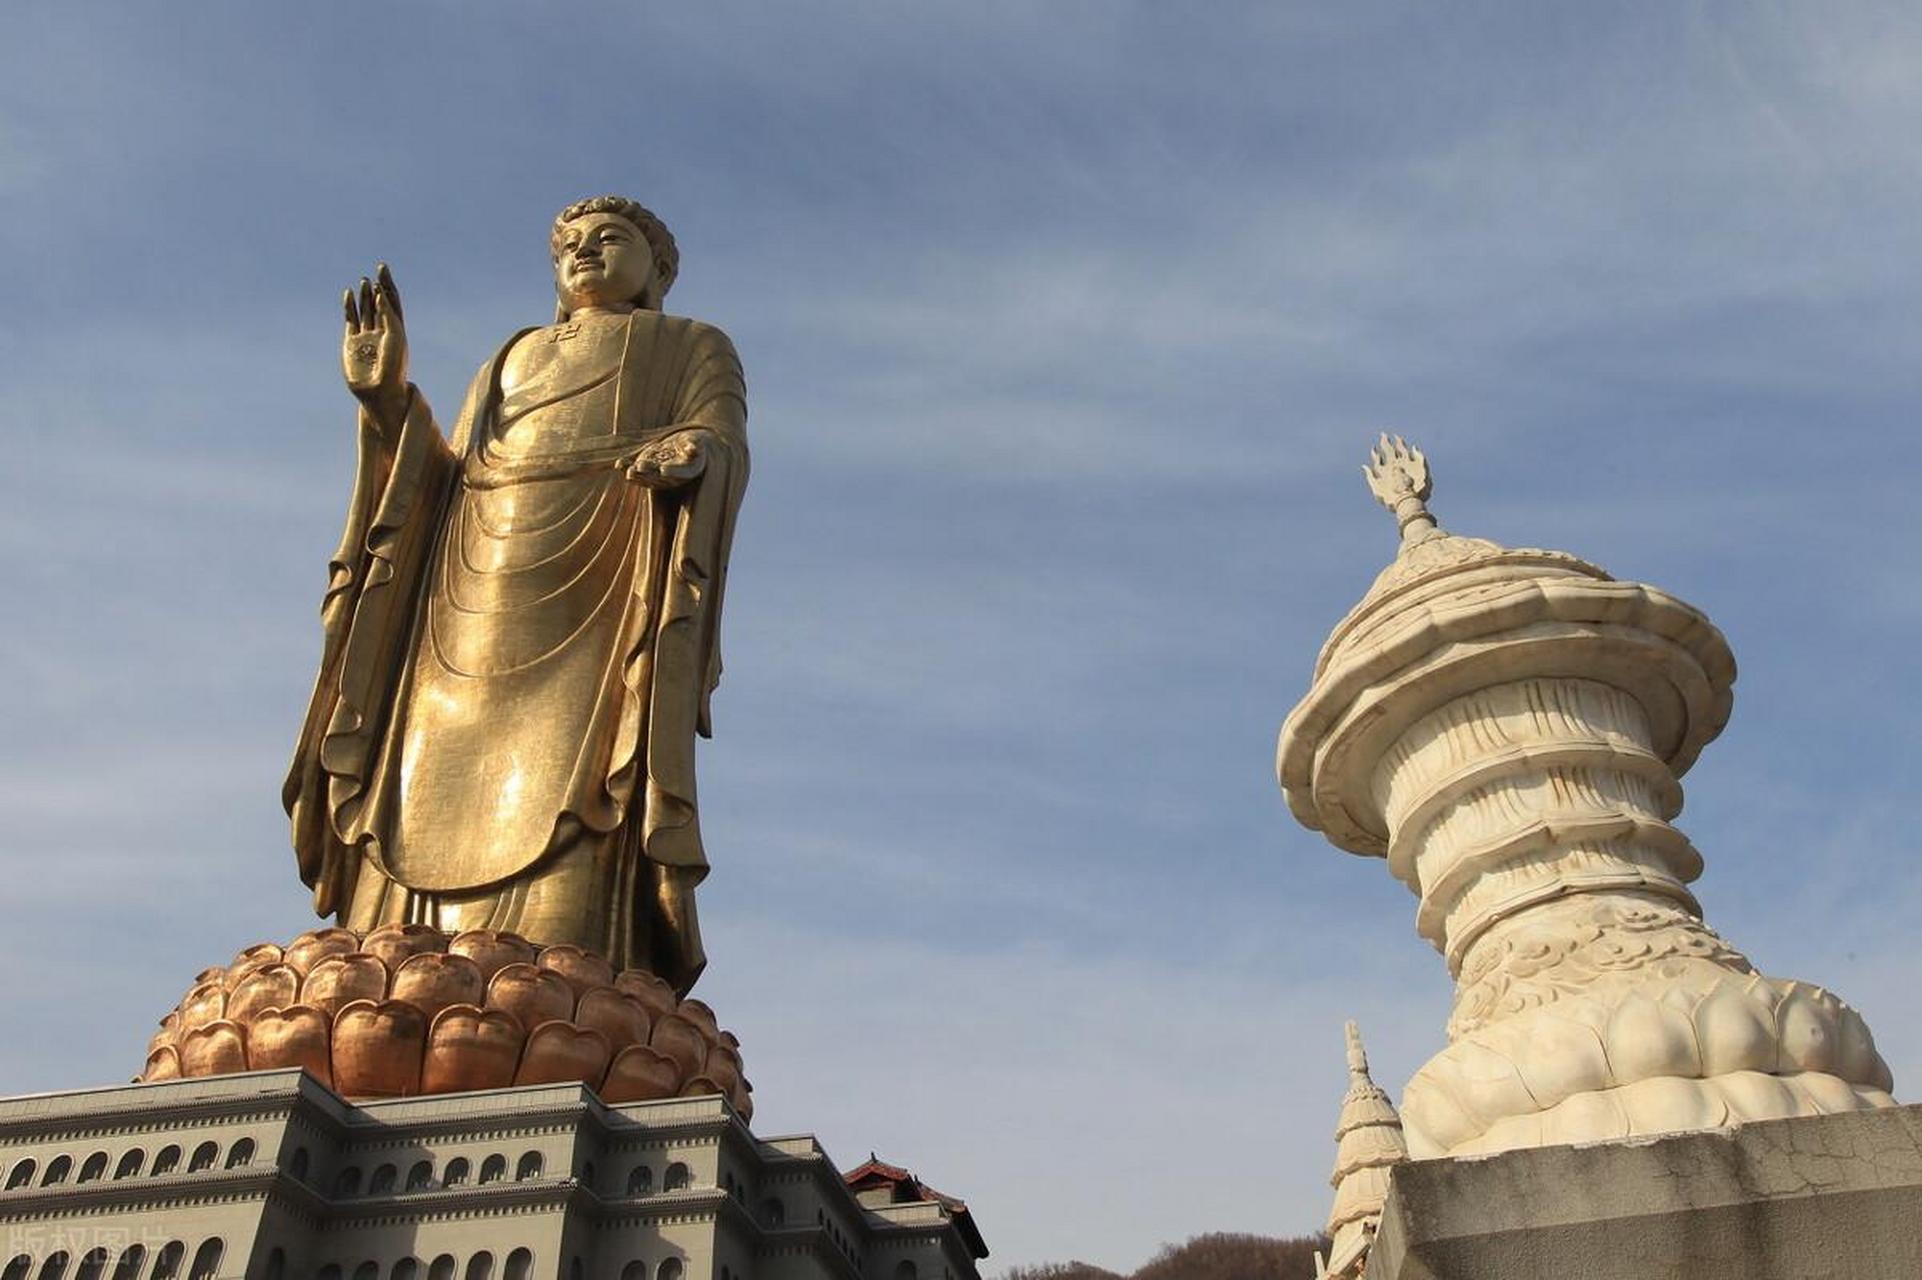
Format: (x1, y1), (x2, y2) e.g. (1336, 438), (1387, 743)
(341, 263), (410, 431)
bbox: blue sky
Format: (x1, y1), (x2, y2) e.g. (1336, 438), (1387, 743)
(2, 2), (1919, 1269)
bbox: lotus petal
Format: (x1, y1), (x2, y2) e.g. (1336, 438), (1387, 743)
(1833, 1005), (1892, 1091)
(730, 1078), (754, 1124)
(193, 965), (227, 986)
(1538, 1088), (1628, 1147)
(536, 944), (615, 996)
(1798, 1070), (1872, 1116)
(486, 963), (575, 1030)
(515, 1021), (611, 1087)
(576, 989), (651, 1054)
(422, 1005), (525, 1093)
(228, 965), (303, 1025)
(332, 999), (427, 1098)
(1606, 988), (1702, 1083)
(1694, 980), (1776, 1077)
(600, 1045), (683, 1103)
(224, 943), (286, 990)
(142, 1045), (181, 1083)
(1506, 1014), (1611, 1109)
(1619, 1074), (1723, 1137)
(391, 953), (486, 1021)
(448, 930), (538, 983)
(1715, 1070), (1798, 1124)
(702, 1045), (743, 1100)
(1398, 1073), (1479, 1157)
(301, 954), (389, 1016)
(362, 922), (447, 970)
(1432, 1038), (1539, 1131)
(178, 1020), (248, 1077)
(649, 1013), (708, 1081)
(676, 999), (721, 1042)
(679, 1074), (727, 1100)
(246, 1005), (334, 1087)
(613, 970), (678, 1019)
(1773, 986), (1840, 1076)
(282, 927), (362, 976)
(178, 980), (228, 1033)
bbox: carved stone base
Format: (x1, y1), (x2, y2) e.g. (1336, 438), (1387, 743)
(1403, 894), (1893, 1156)
(1367, 1104), (1922, 1280)
(139, 924), (752, 1119)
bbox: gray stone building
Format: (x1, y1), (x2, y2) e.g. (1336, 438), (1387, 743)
(0, 1071), (986, 1280)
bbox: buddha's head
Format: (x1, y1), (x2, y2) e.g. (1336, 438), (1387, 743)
(551, 195), (679, 317)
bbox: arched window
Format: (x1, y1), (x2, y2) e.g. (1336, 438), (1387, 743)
(34, 1253), (66, 1280)
(112, 1150), (143, 1180)
(620, 1265), (646, 1280)
(895, 1262), (919, 1280)
(428, 1258), (456, 1280)
(5, 1159), (34, 1189)
(41, 1155), (71, 1186)
(657, 1259), (684, 1280)
(149, 1243), (185, 1280)
(187, 1142), (218, 1173)
(464, 1254), (494, 1280)
(352, 1264), (378, 1280)
(151, 1146), (181, 1177)
(662, 1161), (690, 1192)
(443, 1157), (470, 1187)
(369, 1163), (397, 1195)
(569, 1261), (582, 1280)
(762, 1197), (785, 1225)
(503, 1252), (532, 1280)
(334, 1166), (363, 1197)
(289, 1148), (310, 1182)
(1, 1255), (28, 1280)
(261, 1250), (285, 1280)
(107, 1249), (143, 1280)
(76, 1153), (107, 1184)
(225, 1138), (255, 1169)
(514, 1152), (542, 1182)
(187, 1240), (222, 1280)
(479, 1155), (507, 1184)
(393, 1261), (420, 1280)
(74, 1252), (108, 1280)
(626, 1164), (652, 1195)
(406, 1160), (433, 1191)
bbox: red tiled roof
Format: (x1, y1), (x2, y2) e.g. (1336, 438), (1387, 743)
(845, 1155), (988, 1258)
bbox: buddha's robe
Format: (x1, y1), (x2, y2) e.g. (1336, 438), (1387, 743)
(285, 310), (748, 993)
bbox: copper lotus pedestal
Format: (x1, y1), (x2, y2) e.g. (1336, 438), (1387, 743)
(139, 924), (752, 1117)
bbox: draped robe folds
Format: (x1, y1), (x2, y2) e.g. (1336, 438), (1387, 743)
(284, 311), (748, 994)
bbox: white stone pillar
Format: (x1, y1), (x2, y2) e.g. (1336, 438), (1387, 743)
(1279, 438), (1893, 1158)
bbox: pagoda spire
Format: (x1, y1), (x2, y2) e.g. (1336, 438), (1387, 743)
(1316, 1022), (1408, 1279)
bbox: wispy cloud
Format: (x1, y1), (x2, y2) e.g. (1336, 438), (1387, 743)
(1, 3), (1919, 1270)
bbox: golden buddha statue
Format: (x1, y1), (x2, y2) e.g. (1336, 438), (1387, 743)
(284, 196), (748, 996)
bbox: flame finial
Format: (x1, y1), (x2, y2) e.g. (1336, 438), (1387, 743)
(1344, 1019), (1370, 1084)
(1363, 434), (1440, 545)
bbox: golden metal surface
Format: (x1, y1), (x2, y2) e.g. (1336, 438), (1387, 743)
(285, 198), (748, 995)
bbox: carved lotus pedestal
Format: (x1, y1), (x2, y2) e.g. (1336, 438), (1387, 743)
(139, 924), (752, 1119)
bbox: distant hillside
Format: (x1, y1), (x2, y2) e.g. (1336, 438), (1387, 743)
(1000, 1232), (1329, 1280)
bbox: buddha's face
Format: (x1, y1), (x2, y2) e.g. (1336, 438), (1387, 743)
(553, 212), (655, 313)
